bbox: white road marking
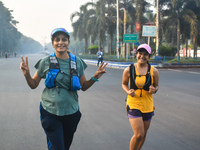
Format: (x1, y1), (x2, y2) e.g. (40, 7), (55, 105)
(168, 69), (200, 75)
(167, 69), (182, 72)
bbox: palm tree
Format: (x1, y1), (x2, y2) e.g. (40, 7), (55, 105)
(185, 0), (200, 58)
(134, 0), (151, 43)
(86, 0), (107, 51)
(71, 3), (93, 54)
(161, 0), (192, 57)
(180, 15), (191, 57)
(161, 0), (200, 58)
(105, 5), (116, 54)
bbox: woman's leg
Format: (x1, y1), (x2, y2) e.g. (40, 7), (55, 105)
(129, 117), (145, 150)
(137, 121), (151, 150)
(62, 110), (81, 150)
(40, 106), (65, 150)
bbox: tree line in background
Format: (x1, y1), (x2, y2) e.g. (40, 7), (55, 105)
(1, 0), (200, 58)
(0, 1), (43, 57)
(70, 0), (200, 58)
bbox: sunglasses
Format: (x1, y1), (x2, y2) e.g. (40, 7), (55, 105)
(51, 28), (70, 37)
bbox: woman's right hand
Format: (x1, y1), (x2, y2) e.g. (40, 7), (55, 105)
(20, 56), (30, 76)
(127, 89), (135, 97)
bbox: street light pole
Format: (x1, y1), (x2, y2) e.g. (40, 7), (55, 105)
(0, 14), (2, 57)
(124, 9), (128, 60)
(156, 0), (159, 56)
(116, 0), (119, 58)
(0, 27), (2, 57)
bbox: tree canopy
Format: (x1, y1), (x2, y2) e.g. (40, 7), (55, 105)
(0, 1), (43, 56)
(70, 0), (200, 57)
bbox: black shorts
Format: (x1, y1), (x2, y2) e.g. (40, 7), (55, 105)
(39, 103), (81, 150)
(127, 105), (154, 121)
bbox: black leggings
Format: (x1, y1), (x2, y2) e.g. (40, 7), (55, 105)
(40, 104), (81, 150)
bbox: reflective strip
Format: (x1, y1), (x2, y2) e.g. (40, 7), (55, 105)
(50, 56), (58, 63)
(71, 61), (76, 70)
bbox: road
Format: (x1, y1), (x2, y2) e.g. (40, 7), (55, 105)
(0, 54), (200, 150)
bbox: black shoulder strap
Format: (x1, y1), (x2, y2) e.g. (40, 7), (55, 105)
(147, 62), (152, 85)
(142, 63), (152, 91)
(129, 63), (134, 89)
(147, 62), (150, 73)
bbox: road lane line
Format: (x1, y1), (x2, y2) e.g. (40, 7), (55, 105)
(188, 71), (200, 75)
(168, 69), (200, 75)
(167, 69), (182, 72)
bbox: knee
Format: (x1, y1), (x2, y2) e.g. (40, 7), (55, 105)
(134, 133), (145, 141)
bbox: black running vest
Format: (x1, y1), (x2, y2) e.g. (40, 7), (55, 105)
(129, 63), (152, 97)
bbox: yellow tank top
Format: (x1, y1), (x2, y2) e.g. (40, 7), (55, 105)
(126, 64), (154, 113)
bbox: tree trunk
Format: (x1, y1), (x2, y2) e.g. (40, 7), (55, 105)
(186, 39), (188, 57)
(84, 38), (88, 54)
(98, 36), (101, 51)
(177, 19), (180, 57)
(90, 36), (93, 46)
(193, 36), (197, 58)
(110, 36), (113, 55)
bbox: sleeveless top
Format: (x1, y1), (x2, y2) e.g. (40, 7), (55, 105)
(126, 64), (154, 113)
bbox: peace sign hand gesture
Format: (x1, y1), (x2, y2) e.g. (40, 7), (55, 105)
(20, 56), (30, 77)
(93, 61), (108, 79)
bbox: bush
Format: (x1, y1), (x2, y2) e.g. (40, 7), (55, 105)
(159, 46), (176, 56)
(88, 45), (99, 54)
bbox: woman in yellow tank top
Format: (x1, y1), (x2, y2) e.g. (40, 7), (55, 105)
(122, 44), (159, 150)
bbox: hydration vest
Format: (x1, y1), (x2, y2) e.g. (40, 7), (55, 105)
(129, 63), (152, 97)
(45, 52), (81, 91)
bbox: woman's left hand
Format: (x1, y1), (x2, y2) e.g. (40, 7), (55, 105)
(93, 62), (108, 79)
(149, 85), (156, 94)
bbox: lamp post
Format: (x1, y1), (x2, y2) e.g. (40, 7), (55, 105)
(0, 27), (2, 57)
(116, 0), (119, 58)
(156, 0), (159, 56)
(124, 8), (128, 60)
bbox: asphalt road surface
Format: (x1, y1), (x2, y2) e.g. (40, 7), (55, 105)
(0, 54), (200, 150)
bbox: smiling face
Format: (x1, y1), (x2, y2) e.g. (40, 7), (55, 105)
(52, 33), (70, 54)
(136, 49), (150, 64)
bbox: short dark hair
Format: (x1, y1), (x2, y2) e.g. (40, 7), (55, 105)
(136, 48), (151, 57)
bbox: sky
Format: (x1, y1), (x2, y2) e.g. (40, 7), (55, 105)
(2, 0), (91, 45)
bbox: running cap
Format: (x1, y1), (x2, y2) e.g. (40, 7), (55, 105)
(137, 44), (151, 54)
(51, 28), (70, 39)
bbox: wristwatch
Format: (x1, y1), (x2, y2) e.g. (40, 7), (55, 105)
(154, 87), (157, 93)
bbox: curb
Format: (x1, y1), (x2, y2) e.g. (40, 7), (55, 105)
(83, 59), (200, 69)
(161, 64), (200, 69)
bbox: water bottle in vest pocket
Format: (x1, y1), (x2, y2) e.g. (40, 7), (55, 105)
(45, 69), (60, 88)
(71, 75), (81, 91)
